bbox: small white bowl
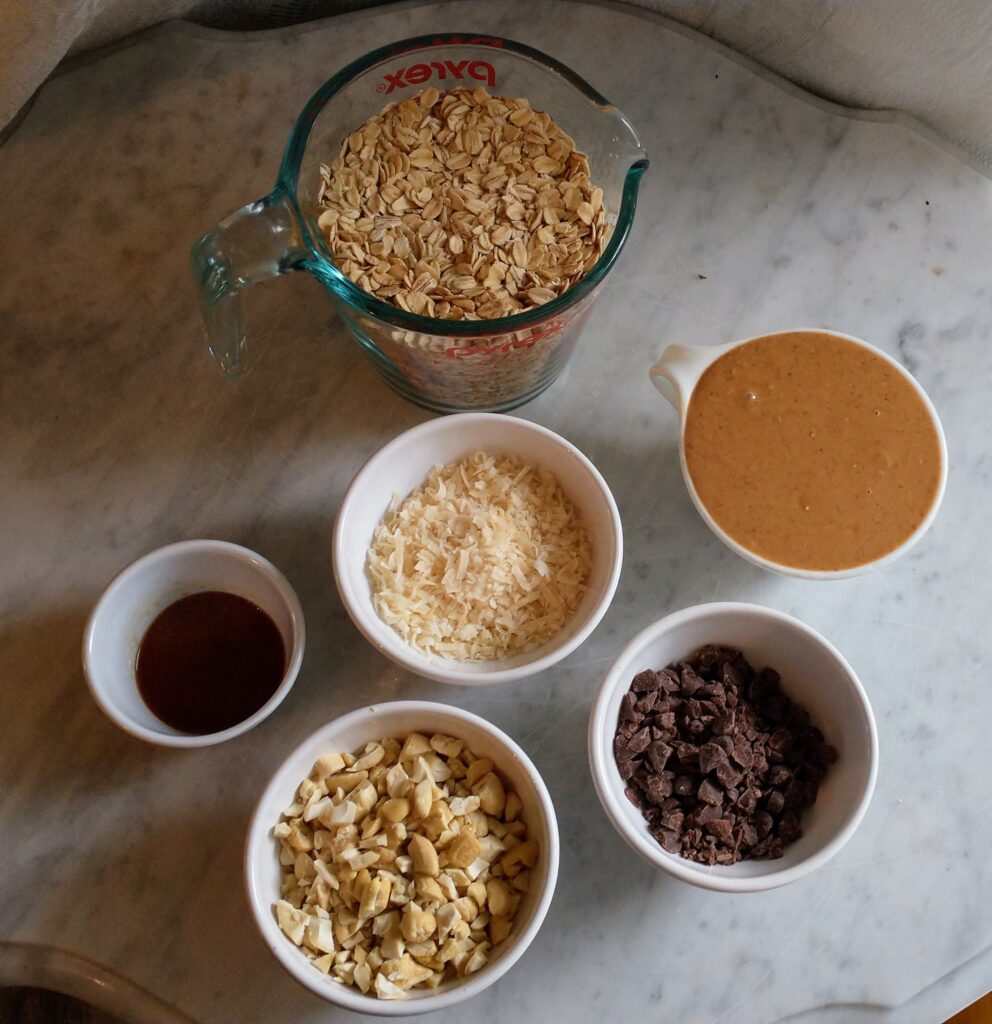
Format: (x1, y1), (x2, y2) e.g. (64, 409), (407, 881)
(588, 602), (878, 892)
(83, 540), (305, 747)
(245, 700), (559, 1016)
(333, 413), (623, 685)
(649, 328), (948, 579)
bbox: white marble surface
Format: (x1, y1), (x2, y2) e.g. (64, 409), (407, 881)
(1, 2), (991, 1022)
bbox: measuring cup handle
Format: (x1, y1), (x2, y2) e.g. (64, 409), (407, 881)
(189, 189), (308, 377)
(649, 343), (722, 416)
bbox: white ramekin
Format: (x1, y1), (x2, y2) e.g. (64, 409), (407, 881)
(245, 700), (559, 1015)
(588, 602), (878, 892)
(333, 413), (623, 685)
(83, 540), (305, 747)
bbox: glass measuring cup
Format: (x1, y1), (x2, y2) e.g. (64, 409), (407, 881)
(191, 34), (648, 413)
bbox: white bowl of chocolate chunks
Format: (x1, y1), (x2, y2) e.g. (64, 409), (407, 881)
(588, 602), (878, 892)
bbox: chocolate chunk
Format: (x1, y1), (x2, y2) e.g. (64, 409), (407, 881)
(705, 818), (734, 842)
(722, 659), (744, 690)
(690, 802), (722, 825)
(768, 727), (793, 755)
(731, 737), (754, 770)
(624, 786), (643, 807)
(647, 741), (673, 773)
(692, 645), (730, 670)
(699, 681), (727, 702)
(686, 698), (707, 720)
(660, 809), (684, 832)
(712, 710), (736, 735)
(618, 757), (639, 781)
(631, 669), (661, 693)
(785, 704), (810, 729)
(752, 836), (784, 859)
(799, 726), (825, 746)
(737, 786), (760, 814)
(673, 742), (699, 766)
(766, 765), (793, 786)
(682, 827), (703, 850)
(658, 668), (682, 692)
(715, 760), (743, 790)
(618, 690), (639, 724)
(674, 775), (696, 796)
(650, 826), (682, 854)
(713, 734), (735, 755)
(698, 779), (724, 806)
(778, 811), (802, 843)
(641, 771), (674, 804)
(627, 727), (651, 755)
(749, 668), (780, 702)
(680, 666), (705, 696)
(784, 778), (807, 809)
(764, 696), (789, 724)
(765, 790), (786, 815)
(698, 741), (728, 773)
(635, 690), (659, 715)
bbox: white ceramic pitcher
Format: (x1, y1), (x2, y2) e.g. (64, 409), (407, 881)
(649, 328), (948, 579)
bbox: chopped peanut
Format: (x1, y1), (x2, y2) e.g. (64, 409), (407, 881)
(465, 757), (494, 787)
(401, 906), (437, 943)
(408, 834), (439, 877)
(489, 914), (512, 945)
(380, 798), (410, 823)
(443, 829), (481, 869)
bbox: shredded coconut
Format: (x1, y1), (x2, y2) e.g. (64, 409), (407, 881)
(367, 451), (592, 660)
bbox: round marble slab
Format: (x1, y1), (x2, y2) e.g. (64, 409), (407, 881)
(1, 2), (990, 1022)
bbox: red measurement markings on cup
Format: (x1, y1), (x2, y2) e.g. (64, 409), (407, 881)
(378, 58), (497, 94)
(445, 322), (562, 359)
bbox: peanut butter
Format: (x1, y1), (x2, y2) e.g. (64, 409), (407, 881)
(683, 331), (942, 571)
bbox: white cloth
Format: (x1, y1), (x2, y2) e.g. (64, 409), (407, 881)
(4, 0), (992, 167)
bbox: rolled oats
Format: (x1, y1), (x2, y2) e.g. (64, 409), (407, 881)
(317, 87), (608, 321)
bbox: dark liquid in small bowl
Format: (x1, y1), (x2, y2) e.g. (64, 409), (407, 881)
(136, 591), (286, 734)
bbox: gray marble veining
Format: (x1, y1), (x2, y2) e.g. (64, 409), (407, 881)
(1, 2), (991, 1022)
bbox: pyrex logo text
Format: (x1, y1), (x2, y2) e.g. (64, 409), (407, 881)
(378, 59), (496, 94)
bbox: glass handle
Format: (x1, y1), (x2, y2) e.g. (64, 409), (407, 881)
(189, 190), (307, 377)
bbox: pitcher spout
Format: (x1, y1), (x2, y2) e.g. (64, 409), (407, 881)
(649, 343), (726, 416)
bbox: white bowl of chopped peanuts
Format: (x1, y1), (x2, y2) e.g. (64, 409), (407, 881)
(245, 700), (559, 1014)
(333, 412), (623, 685)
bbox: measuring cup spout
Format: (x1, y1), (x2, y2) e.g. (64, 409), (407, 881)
(190, 190), (308, 377)
(649, 344), (721, 415)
